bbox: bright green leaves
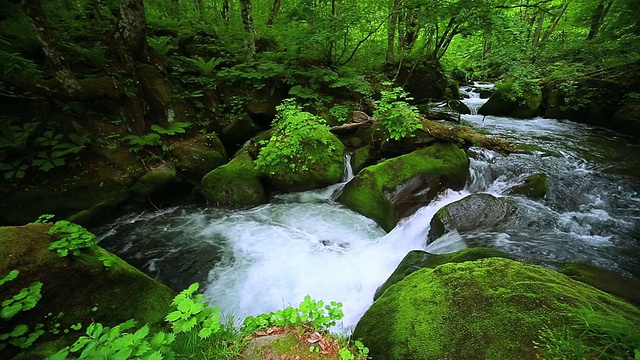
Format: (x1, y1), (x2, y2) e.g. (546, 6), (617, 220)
(1, 281), (42, 319)
(165, 283), (222, 339)
(150, 122), (190, 135)
(243, 295), (344, 333)
(122, 134), (162, 153)
(0, 270), (44, 350)
(374, 85), (422, 141)
(48, 220), (97, 257)
(255, 99), (338, 176)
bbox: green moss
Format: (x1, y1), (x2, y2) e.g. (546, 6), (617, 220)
(170, 139), (228, 180)
(338, 143), (469, 232)
(130, 163), (179, 198)
(200, 152), (267, 207)
(354, 258), (640, 360)
(559, 262), (640, 306)
(510, 173), (549, 199)
(0, 224), (175, 357)
(479, 80), (542, 118)
(374, 248), (511, 300)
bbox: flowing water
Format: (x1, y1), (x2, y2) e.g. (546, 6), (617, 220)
(97, 86), (640, 333)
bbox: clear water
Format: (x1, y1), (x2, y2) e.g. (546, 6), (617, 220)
(97, 88), (640, 333)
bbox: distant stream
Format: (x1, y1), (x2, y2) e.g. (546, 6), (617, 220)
(97, 84), (640, 333)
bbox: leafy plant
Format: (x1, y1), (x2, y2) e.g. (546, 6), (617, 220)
(123, 134), (162, 153)
(0, 270), (45, 350)
(188, 56), (222, 76)
(48, 220), (97, 257)
(374, 85), (422, 141)
(0, 160), (29, 179)
(32, 151), (66, 172)
(330, 104), (350, 123)
(255, 99), (339, 176)
(165, 283), (221, 339)
(151, 122), (190, 135)
(148, 36), (175, 55)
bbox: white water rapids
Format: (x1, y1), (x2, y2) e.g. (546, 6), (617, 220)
(97, 84), (640, 334)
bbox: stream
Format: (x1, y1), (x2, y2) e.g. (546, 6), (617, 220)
(97, 84), (640, 333)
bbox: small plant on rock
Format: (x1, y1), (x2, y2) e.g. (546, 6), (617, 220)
(374, 84), (422, 141)
(48, 220), (97, 257)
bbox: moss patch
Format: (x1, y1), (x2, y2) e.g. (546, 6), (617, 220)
(200, 152), (267, 207)
(0, 224), (175, 357)
(354, 258), (640, 360)
(479, 80), (542, 118)
(510, 173), (549, 199)
(338, 143), (469, 232)
(559, 262), (640, 306)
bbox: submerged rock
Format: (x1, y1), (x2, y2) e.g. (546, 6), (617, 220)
(509, 173), (549, 199)
(479, 80), (542, 118)
(417, 104), (461, 123)
(200, 152), (267, 207)
(0, 224), (175, 358)
(338, 143), (469, 232)
(374, 248), (511, 300)
(354, 257), (640, 360)
(428, 193), (517, 242)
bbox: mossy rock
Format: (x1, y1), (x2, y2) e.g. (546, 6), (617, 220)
(200, 152), (267, 207)
(351, 145), (376, 175)
(0, 224), (175, 358)
(509, 173), (549, 199)
(478, 80), (542, 118)
(374, 248), (512, 300)
(559, 262), (640, 306)
(611, 101), (640, 139)
(130, 163), (180, 198)
(221, 115), (261, 151)
(428, 193), (517, 242)
(262, 132), (346, 193)
(353, 258), (640, 360)
(170, 135), (228, 181)
(241, 332), (341, 360)
(417, 104), (461, 123)
(338, 143), (469, 232)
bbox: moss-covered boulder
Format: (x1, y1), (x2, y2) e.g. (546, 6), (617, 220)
(509, 173), (549, 199)
(130, 163), (180, 198)
(0, 224), (175, 358)
(338, 143), (469, 232)
(200, 152), (267, 207)
(374, 248), (511, 300)
(428, 193), (516, 242)
(221, 115), (261, 151)
(170, 134), (228, 181)
(559, 262), (640, 306)
(354, 258), (640, 360)
(241, 332), (346, 360)
(611, 100), (640, 139)
(478, 80), (542, 118)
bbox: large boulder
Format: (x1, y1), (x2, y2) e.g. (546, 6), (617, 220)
(170, 134), (228, 180)
(479, 80), (542, 118)
(428, 193), (517, 242)
(417, 104), (461, 123)
(374, 248), (511, 300)
(354, 258), (640, 360)
(611, 100), (640, 138)
(559, 262), (640, 306)
(338, 143), (469, 232)
(200, 152), (267, 207)
(0, 224), (175, 358)
(391, 62), (449, 101)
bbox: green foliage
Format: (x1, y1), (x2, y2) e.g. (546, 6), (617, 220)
(123, 134), (162, 153)
(0, 160), (29, 179)
(187, 56), (223, 76)
(63, 42), (108, 67)
(50, 320), (175, 360)
(330, 104), (350, 124)
(48, 220), (97, 257)
(243, 295), (344, 333)
(148, 36), (175, 55)
(150, 122), (190, 135)
(373, 85), (422, 141)
(1, 270), (45, 350)
(31, 214), (55, 224)
(255, 99), (339, 175)
(0, 47), (42, 83)
(165, 283), (221, 339)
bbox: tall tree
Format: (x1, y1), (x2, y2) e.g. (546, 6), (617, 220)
(239, 0), (256, 60)
(267, 0), (281, 26)
(587, 0), (612, 40)
(114, 0), (149, 71)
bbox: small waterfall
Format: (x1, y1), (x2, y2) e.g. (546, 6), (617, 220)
(461, 83), (492, 115)
(342, 153), (354, 182)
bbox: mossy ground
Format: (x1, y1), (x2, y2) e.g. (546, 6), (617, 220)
(479, 80), (542, 118)
(354, 258), (640, 360)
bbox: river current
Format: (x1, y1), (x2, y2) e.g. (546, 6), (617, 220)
(97, 84), (640, 333)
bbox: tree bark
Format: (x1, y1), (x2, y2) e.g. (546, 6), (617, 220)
(239, 0), (256, 60)
(21, 0), (81, 97)
(587, 0), (612, 40)
(386, 0), (401, 62)
(114, 0), (149, 71)
(541, 1), (569, 43)
(267, 0), (281, 26)
(532, 12), (544, 46)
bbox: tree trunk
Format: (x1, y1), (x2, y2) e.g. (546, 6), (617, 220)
(386, 0), (400, 62)
(267, 0), (281, 26)
(90, 0), (103, 21)
(239, 0), (256, 60)
(532, 12), (544, 46)
(114, 0), (149, 71)
(21, 0), (81, 97)
(541, 2), (569, 43)
(587, 0), (612, 40)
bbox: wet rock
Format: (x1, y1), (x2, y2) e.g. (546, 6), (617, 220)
(479, 80), (542, 118)
(130, 163), (180, 198)
(428, 193), (517, 242)
(448, 100), (471, 115)
(559, 262), (640, 306)
(417, 104), (461, 123)
(221, 115), (261, 151)
(354, 258), (640, 360)
(374, 248), (511, 300)
(509, 173), (549, 199)
(338, 143), (469, 232)
(200, 152), (266, 207)
(391, 62), (449, 101)
(611, 101), (640, 138)
(170, 135), (228, 181)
